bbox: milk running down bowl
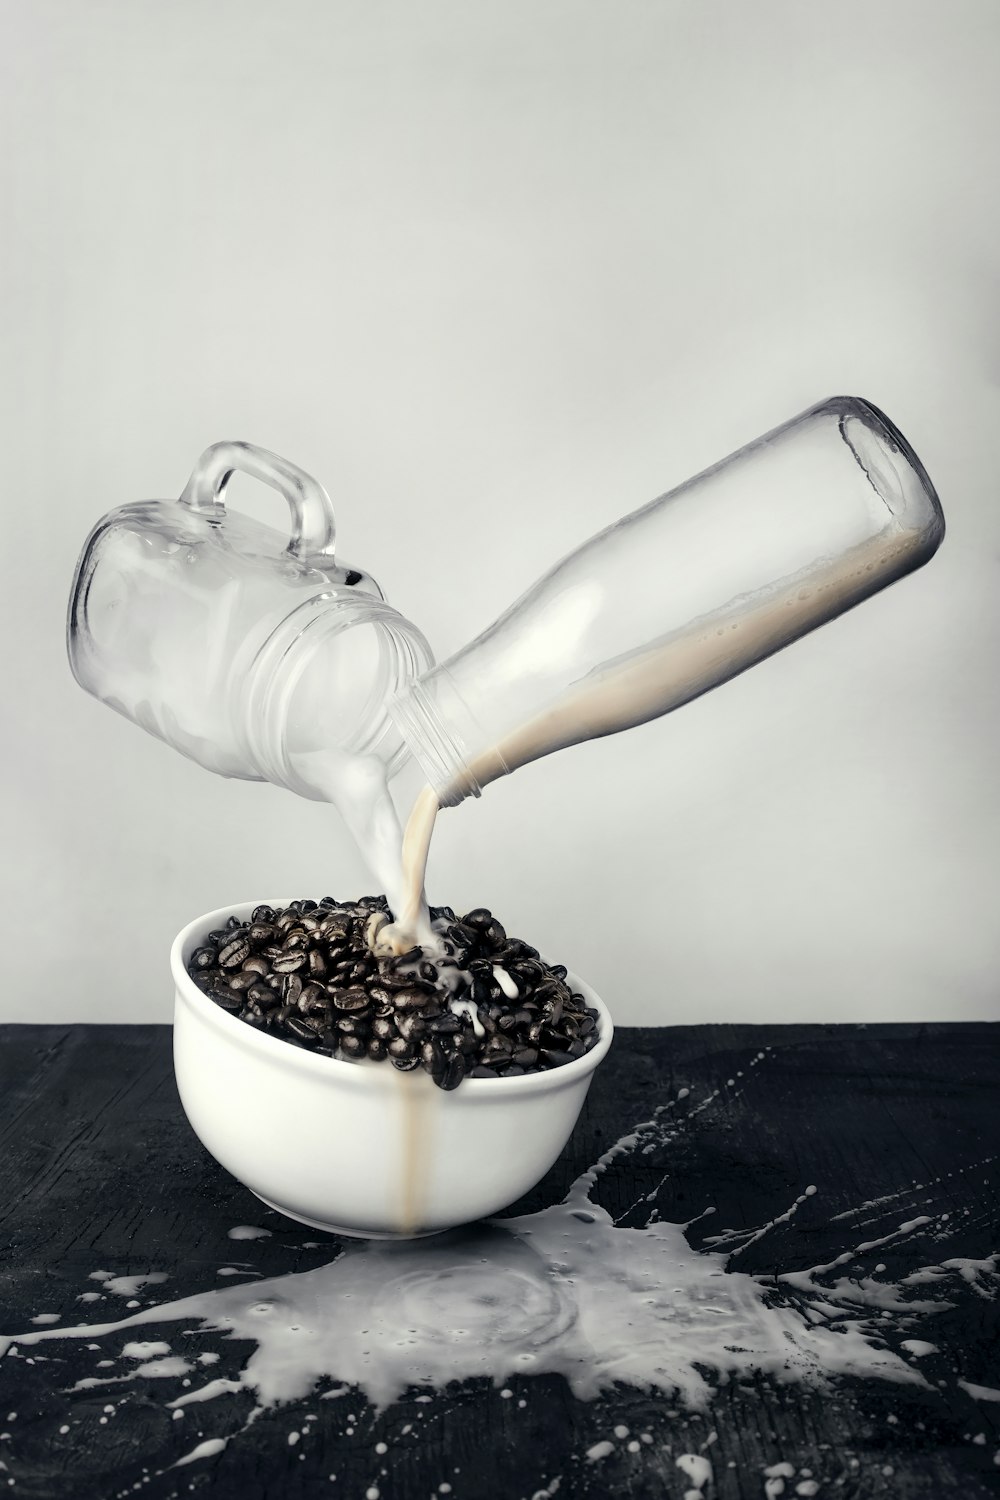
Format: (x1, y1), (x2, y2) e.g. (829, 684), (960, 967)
(171, 901), (614, 1238)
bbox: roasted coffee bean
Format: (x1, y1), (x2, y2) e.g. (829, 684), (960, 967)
(336, 1011), (368, 1032)
(190, 946), (217, 970)
(227, 971), (257, 994)
(286, 1016), (319, 1045)
(420, 1037), (444, 1075)
(549, 964), (568, 981)
(247, 923), (276, 946)
(377, 969), (418, 990)
(448, 921), (478, 948)
(367, 1036), (388, 1062)
(393, 986), (430, 1011)
(512, 1045), (539, 1068)
(213, 990), (243, 1012)
(271, 950), (307, 974)
(501, 1063), (526, 1078)
(543, 996), (564, 1027)
(389, 946), (423, 968)
(246, 983), (273, 1006)
(478, 1052), (507, 1071)
(418, 961), (438, 984)
(366, 984), (394, 1008)
(241, 1008), (267, 1028)
(440, 1052), (467, 1091)
(387, 1036), (415, 1061)
(391, 1054), (420, 1071)
(541, 1047), (574, 1068)
(226, 914), (243, 931)
(469, 1064), (497, 1078)
(428, 1013), (461, 1034)
(307, 949), (327, 978)
(218, 937), (251, 969)
(331, 986), (370, 1013)
(371, 1014), (397, 1040)
(241, 955), (270, 976)
(320, 917), (352, 943)
(281, 973), (303, 1006)
(395, 1013), (426, 1042)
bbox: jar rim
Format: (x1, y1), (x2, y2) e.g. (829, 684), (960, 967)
(240, 590), (434, 794)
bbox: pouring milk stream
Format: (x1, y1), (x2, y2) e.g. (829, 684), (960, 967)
(68, 397), (944, 944)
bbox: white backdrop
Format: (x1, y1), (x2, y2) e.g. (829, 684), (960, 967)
(2, 0), (998, 1025)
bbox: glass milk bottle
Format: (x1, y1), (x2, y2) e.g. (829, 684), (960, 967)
(388, 396), (944, 806)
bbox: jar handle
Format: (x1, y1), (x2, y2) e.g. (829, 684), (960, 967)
(179, 441), (337, 561)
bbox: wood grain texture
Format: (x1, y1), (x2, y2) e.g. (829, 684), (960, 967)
(0, 1022), (997, 1500)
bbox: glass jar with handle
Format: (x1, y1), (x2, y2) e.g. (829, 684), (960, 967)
(68, 440), (434, 798)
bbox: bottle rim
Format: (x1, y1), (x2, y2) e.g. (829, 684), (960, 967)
(386, 672), (484, 806)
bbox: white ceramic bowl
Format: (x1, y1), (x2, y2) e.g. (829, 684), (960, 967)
(171, 901), (614, 1239)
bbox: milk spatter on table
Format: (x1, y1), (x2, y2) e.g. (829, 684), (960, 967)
(68, 398), (944, 943)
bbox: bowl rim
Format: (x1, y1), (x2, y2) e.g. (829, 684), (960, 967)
(171, 899), (614, 1099)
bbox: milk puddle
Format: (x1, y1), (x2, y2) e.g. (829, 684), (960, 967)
(1, 1087), (997, 1493)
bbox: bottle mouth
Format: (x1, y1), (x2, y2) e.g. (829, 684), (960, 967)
(243, 592), (434, 798)
(387, 673), (486, 806)
(831, 395), (945, 539)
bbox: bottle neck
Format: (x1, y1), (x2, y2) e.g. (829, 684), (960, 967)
(388, 668), (502, 808)
(242, 592), (434, 799)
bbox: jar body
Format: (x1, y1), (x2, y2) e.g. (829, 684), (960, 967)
(390, 397), (945, 804)
(68, 446), (434, 795)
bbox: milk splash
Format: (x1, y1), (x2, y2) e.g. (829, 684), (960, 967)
(2, 1098), (994, 1443)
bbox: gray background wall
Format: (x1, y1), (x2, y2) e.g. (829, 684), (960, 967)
(3, 0), (998, 1025)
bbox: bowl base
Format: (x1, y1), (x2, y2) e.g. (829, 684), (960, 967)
(250, 1190), (445, 1241)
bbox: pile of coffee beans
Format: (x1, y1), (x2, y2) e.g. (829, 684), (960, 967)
(187, 897), (601, 1090)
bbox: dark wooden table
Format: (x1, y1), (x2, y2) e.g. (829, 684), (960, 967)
(0, 1023), (997, 1499)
